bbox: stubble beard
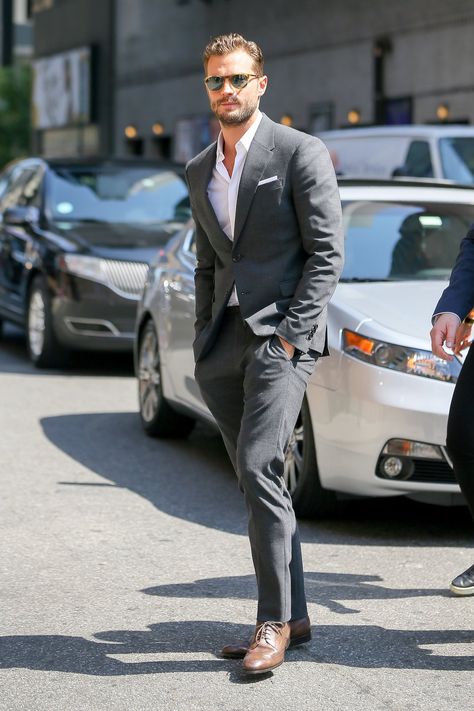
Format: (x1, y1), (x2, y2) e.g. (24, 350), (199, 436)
(213, 98), (258, 127)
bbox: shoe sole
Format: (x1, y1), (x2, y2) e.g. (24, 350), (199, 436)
(450, 583), (474, 596)
(221, 650), (247, 659)
(222, 631), (311, 659)
(243, 659), (284, 675)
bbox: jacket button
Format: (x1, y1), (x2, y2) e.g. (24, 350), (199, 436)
(232, 254), (242, 262)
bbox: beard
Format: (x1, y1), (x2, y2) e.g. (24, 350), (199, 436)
(212, 96), (259, 127)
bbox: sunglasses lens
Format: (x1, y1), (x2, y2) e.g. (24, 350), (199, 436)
(231, 74), (250, 88)
(205, 74), (257, 91)
(205, 76), (223, 91)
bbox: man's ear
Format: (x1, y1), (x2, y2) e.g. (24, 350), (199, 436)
(257, 75), (268, 97)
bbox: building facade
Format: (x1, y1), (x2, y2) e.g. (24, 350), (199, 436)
(32, 0), (474, 160)
(31, 0), (115, 157)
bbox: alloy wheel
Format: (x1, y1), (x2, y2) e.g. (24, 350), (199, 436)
(283, 416), (304, 495)
(138, 327), (161, 422)
(28, 289), (46, 358)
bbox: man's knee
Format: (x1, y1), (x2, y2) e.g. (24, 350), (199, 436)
(237, 445), (283, 496)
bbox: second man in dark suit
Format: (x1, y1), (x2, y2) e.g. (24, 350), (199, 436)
(431, 224), (474, 597)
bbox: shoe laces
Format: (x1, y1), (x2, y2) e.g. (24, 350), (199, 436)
(255, 621), (285, 647)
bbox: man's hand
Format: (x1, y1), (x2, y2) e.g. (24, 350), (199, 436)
(430, 314), (460, 361)
(278, 336), (295, 359)
(453, 321), (473, 355)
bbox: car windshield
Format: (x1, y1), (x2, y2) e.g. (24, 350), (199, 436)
(439, 137), (474, 183)
(341, 200), (474, 282)
(46, 165), (190, 225)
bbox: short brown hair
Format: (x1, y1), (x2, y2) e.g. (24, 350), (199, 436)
(203, 33), (264, 75)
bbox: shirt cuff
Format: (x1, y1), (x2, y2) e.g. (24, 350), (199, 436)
(432, 312), (462, 326)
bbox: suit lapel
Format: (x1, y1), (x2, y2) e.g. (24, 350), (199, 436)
(233, 114), (275, 246)
(195, 143), (231, 246)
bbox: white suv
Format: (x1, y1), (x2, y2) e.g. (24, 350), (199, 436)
(318, 125), (474, 184)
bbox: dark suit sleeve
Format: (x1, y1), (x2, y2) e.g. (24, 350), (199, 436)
(193, 212), (215, 336)
(433, 224), (474, 321)
(275, 137), (344, 352)
(185, 165), (215, 337)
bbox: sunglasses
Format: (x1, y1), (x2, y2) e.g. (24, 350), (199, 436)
(204, 73), (260, 92)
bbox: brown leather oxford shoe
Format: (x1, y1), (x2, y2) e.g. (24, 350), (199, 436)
(242, 621), (291, 674)
(221, 615), (311, 659)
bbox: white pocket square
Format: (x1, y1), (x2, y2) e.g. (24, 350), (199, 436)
(257, 175), (279, 186)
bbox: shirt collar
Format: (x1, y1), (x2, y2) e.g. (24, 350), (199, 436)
(216, 110), (263, 165)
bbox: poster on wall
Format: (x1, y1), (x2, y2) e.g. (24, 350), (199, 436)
(32, 47), (92, 130)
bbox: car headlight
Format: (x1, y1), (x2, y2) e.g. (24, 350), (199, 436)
(342, 328), (461, 383)
(58, 254), (108, 284)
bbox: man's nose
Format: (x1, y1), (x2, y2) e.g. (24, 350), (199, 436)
(220, 78), (235, 94)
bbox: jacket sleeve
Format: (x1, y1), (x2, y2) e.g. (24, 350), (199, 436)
(433, 224), (474, 321)
(275, 137), (344, 352)
(185, 164), (215, 338)
(192, 212), (215, 337)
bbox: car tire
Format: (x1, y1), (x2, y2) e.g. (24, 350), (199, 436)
(26, 275), (68, 368)
(138, 319), (196, 438)
(284, 397), (338, 519)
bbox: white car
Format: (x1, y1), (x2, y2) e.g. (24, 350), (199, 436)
(135, 179), (474, 518)
(318, 125), (474, 183)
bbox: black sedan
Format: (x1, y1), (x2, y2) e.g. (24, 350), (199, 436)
(0, 157), (189, 367)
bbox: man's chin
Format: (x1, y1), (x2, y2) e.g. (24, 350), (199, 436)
(216, 108), (241, 123)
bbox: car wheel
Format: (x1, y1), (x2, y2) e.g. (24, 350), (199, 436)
(138, 319), (195, 438)
(284, 397), (338, 518)
(26, 275), (68, 368)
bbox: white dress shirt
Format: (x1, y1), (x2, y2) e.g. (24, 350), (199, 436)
(207, 111), (263, 306)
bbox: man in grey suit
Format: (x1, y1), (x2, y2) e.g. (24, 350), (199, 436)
(186, 33), (343, 675)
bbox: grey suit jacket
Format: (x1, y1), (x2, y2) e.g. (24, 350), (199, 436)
(185, 113), (344, 362)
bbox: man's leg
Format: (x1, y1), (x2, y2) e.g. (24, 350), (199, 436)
(446, 344), (474, 595)
(195, 313), (315, 666)
(194, 308), (244, 471)
(237, 334), (316, 623)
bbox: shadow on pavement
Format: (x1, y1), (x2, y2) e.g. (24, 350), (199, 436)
(0, 619), (472, 676)
(41, 411), (473, 545)
(142, 571), (447, 615)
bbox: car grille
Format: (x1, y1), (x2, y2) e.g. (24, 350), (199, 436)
(410, 460), (457, 484)
(102, 260), (149, 299)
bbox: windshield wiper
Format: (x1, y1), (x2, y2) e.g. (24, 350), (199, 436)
(54, 217), (109, 224)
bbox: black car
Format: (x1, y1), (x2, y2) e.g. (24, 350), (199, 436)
(0, 157), (189, 367)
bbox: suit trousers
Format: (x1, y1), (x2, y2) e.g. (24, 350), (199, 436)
(446, 344), (474, 520)
(194, 306), (318, 622)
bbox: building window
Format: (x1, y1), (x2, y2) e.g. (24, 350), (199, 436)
(309, 103), (334, 134)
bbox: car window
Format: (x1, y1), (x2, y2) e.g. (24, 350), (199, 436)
(0, 169), (13, 201)
(185, 228), (196, 256)
(341, 200), (474, 282)
(0, 167), (27, 211)
(20, 167), (43, 208)
(439, 137), (474, 183)
(0, 166), (43, 211)
(46, 166), (190, 225)
(402, 141), (433, 178)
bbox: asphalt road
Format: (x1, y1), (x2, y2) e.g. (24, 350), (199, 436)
(0, 323), (473, 711)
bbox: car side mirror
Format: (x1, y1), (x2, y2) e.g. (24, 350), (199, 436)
(3, 206), (40, 226)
